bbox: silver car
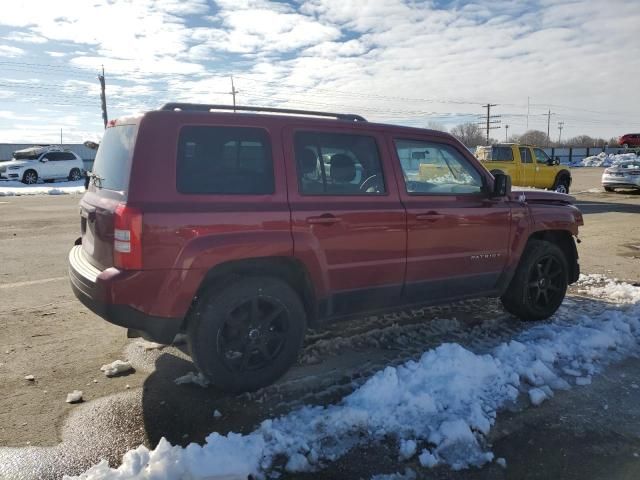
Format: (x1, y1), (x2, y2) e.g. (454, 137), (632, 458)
(602, 159), (640, 192)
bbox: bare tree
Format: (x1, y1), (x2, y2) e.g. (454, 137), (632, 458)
(426, 120), (447, 132)
(565, 135), (609, 147)
(517, 130), (549, 146)
(450, 123), (485, 147)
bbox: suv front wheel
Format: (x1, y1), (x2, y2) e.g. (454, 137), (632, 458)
(187, 276), (307, 392)
(22, 169), (38, 185)
(501, 240), (568, 321)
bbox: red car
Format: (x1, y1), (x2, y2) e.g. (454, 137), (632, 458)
(69, 104), (583, 392)
(618, 133), (640, 148)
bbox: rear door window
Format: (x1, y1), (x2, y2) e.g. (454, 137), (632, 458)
(519, 147), (533, 163)
(294, 131), (385, 195)
(491, 146), (513, 161)
(177, 126), (273, 195)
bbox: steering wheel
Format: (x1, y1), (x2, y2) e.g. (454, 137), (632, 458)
(360, 175), (383, 193)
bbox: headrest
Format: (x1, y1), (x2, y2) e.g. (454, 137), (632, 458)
(298, 148), (318, 175)
(330, 154), (356, 182)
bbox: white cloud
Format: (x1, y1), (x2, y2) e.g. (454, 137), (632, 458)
(0, 44), (25, 57)
(0, 0), (639, 141)
(3, 31), (48, 44)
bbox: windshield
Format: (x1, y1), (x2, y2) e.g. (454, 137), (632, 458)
(91, 123), (138, 191)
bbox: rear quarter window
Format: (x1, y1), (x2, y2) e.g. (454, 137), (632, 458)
(92, 124), (138, 192)
(177, 126), (274, 195)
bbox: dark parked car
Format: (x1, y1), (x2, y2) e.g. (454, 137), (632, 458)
(69, 104), (583, 392)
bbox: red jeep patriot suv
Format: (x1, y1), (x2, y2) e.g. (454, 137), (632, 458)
(69, 104), (583, 392)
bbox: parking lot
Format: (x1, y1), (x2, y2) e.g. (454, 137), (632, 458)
(0, 167), (639, 479)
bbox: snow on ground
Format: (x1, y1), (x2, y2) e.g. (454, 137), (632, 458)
(65, 391), (83, 404)
(0, 180), (84, 196)
(100, 360), (133, 377)
(572, 152), (638, 167)
(68, 275), (640, 480)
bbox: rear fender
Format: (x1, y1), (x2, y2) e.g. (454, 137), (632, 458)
(150, 231), (294, 319)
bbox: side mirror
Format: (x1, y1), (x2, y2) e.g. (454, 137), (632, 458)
(492, 173), (511, 197)
(40, 157), (49, 163)
(84, 172), (90, 190)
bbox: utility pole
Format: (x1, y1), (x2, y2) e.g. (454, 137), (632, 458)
(230, 75), (239, 111)
(60, 128), (62, 145)
(505, 124), (509, 142)
(478, 103), (501, 145)
(526, 96), (530, 130)
(546, 109), (555, 146)
(557, 121), (564, 144)
(98, 65), (108, 129)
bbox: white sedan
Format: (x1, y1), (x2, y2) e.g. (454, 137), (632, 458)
(602, 159), (640, 192)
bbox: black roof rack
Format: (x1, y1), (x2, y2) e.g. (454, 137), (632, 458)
(160, 103), (367, 122)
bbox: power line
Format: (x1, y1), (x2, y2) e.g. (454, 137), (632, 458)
(546, 109), (555, 146)
(558, 121), (564, 143)
(478, 103), (500, 145)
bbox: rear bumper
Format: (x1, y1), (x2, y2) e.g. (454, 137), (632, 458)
(602, 174), (640, 189)
(68, 245), (182, 344)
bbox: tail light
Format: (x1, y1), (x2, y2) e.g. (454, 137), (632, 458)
(114, 203), (143, 269)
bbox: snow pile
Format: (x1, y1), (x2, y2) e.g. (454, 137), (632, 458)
(0, 180), (85, 196)
(576, 274), (640, 304)
(572, 152), (637, 167)
(100, 360), (133, 377)
(66, 390), (83, 404)
(68, 276), (640, 480)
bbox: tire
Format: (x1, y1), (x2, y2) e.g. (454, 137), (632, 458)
(554, 176), (570, 194)
(501, 240), (569, 321)
(187, 276), (307, 392)
(604, 186), (614, 192)
(22, 169), (38, 184)
(68, 168), (82, 181)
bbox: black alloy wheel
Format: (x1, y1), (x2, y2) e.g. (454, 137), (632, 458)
(217, 296), (289, 373)
(526, 255), (565, 310)
(501, 240), (569, 321)
(188, 276), (306, 392)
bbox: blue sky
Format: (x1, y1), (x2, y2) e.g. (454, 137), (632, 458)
(0, 0), (639, 143)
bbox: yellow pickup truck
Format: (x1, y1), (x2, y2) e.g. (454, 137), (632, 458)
(475, 144), (572, 193)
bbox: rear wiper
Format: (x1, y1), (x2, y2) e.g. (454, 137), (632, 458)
(86, 171), (104, 188)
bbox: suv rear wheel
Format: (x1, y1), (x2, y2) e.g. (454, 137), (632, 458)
(501, 240), (568, 321)
(187, 276), (306, 392)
